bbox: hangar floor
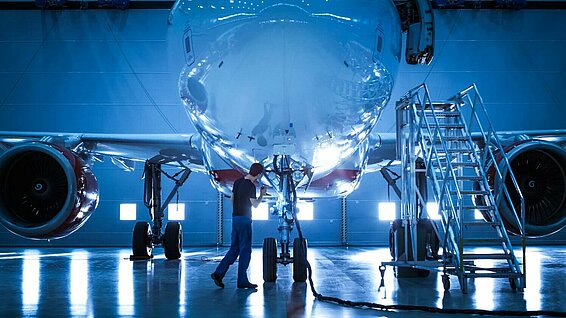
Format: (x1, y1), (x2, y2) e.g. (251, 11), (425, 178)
(0, 246), (564, 317)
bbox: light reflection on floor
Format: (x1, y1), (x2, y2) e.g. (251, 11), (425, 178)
(118, 250), (134, 316)
(0, 246), (564, 317)
(21, 250), (40, 317)
(523, 249), (543, 311)
(70, 250), (91, 317)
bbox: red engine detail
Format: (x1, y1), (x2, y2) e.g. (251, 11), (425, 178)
(308, 169), (360, 188)
(0, 142), (99, 240)
(212, 169), (245, 184)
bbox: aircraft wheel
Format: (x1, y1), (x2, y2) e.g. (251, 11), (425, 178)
(132, 222), (153, 258)
(164, 222), (183, 260)
(263, 237), (277, 282)
(293, 237), (307, 282)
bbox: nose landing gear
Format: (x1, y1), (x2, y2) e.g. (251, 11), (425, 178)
(262, 154), (309, 282)
(262, 236), (308, 283)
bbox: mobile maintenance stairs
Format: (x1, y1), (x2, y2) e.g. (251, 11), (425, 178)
(381, 84), (527, 293)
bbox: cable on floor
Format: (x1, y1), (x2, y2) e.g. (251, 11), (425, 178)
(293, 216), (566, 317)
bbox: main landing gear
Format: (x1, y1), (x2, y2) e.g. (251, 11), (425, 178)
(131, 160), (191, 260)
(262, 155), (309, 282)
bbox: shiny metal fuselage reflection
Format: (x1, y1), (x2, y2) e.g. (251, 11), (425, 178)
(176, 1), (402, 196)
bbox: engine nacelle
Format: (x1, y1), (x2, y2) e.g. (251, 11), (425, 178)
(483, 141), (566, 237)
(0, 143), (99, 239)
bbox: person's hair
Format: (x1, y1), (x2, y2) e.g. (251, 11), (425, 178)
(249, 162), (264, 177)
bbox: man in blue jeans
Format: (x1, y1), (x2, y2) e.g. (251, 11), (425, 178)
(211, 163), (266, 289)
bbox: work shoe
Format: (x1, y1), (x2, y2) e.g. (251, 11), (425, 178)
(211, 273), (224, 288)
(237, 282), (258, 289)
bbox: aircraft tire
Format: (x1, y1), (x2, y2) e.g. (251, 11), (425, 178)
(132, 222), (153, 258)
(263, 237), (277, 282)
(164, 222), (183, 260)
(293, 237), (307, 282)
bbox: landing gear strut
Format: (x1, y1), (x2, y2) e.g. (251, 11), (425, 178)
(262, 155), (308, 282)
(131, 159), (191, 260)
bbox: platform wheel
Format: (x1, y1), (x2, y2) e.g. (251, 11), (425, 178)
(263, 237), (277, 282)
(164, 222), (183, 260)
(442, 274), (450, 291)
(132, 222), (153, 258)
(293, 237), (307, 282)
(509, 277), (517, 290)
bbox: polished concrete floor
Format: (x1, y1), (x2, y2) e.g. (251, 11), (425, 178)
(0, 246), (564, 317)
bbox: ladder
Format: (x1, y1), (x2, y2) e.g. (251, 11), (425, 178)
(393, 84), (526, 293)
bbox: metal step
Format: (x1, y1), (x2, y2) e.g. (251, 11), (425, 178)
(422, 110), (460, 117)
(422, 102), (456, 110)
(463, 221), (500, 227)
(423, 124), (465, 129)
(431, 160), (479, 167)
(462, 253), (512, 260)
(463, 238), (504, 244)
(454, 161), (479, 167)
(426, 135), (468, 141)
(451, 190), (490, 195)
(451, 162), (479, 167)
(456, 176), (483, 181)
(462, 205), (495, 211)
(466, 265), (519, 272)
(438, 148), (473, 153)
(465, 272), (522, 279)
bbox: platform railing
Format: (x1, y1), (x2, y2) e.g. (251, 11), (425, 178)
(395, 83), (526, 291)
(449, 85), (526, 287)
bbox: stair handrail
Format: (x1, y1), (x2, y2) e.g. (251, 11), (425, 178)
(412, 85), (463, 199)
(407, 85), (464, 207)
(404, 84), (464, 268)
(450, 85), (525, 238)
(449, 84), (526, 285)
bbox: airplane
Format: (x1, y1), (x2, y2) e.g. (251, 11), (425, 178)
(0, 0), (565, 283)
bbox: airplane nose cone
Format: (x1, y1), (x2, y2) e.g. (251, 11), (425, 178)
(178, 0), (401, 180)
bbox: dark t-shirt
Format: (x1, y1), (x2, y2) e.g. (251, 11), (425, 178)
(232, 177), (256, 218)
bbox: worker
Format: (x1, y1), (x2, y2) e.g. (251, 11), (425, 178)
(211, 162), (267, 289)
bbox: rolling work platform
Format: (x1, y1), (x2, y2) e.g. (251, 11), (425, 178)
(381, 84), (527, 293)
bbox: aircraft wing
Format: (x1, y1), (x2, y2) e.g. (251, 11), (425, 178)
(3, 129), (565, 172)
(0, 131), (206, 172)
(366, 129), (566, 169)
(483, 129), (566, 146)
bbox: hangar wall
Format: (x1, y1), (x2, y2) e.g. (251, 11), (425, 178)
(0, 7), (564, 246)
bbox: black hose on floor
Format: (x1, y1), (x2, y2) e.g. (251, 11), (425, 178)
(282, 158), (564, 316)
(293, 215), (565, 317)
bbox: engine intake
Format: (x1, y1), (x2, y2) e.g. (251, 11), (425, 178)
(0, 143), (99, 239)
(488, 141), (566, 237)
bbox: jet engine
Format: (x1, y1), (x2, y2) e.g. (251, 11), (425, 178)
(482, 140), (566, 237)
(0, 143), (99, 239)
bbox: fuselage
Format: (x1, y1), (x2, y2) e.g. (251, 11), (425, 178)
(173, 0), (402, 196)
